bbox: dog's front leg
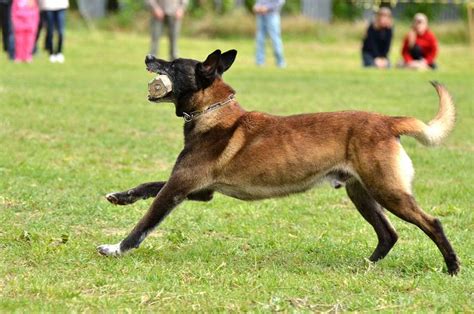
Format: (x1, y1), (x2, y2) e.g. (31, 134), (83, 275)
(106, 183), (214, 205)
(106, 181), (166, 205)
(97, 178), (197, 256)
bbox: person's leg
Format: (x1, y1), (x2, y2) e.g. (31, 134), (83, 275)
(149, 16), (162, 56)
(255, 14), (266, 66)
(0, 4), (7, 52)
(53, 9), (66, 62)
(44, 11), (54, 55)
(55, 9), (65, 55)
(33, 11), (44, 54)
(409, 44), (423, 60)
(266, 12), (285, 67)
(362, 52), (375, 67)
(14, 30), (26, 61)
(25, 28), (36, 61)
(42, 11), (48, 50)
(2, 2), (15, 59)
(51, 10), (59, 54)
(167, 15), (181, 60)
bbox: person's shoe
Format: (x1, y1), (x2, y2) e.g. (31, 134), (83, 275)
(49, 54), (57, 63)
(56, 53), (65, 64)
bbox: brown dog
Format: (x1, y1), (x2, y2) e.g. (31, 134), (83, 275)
(98, 50), (460, 275)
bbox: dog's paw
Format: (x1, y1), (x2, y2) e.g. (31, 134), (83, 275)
(105, 192), (120, 204)
(448, 258), (461, 276)
(97, 243), (123, 257)
(105, 191), (136, 205)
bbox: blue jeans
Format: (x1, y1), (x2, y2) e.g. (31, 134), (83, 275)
(362, 52), (375, 67)
(362, 52), (391, 68)
(45, 9), (66, 55)
(255, 12), (285, 67)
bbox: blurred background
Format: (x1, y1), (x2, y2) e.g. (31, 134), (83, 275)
(1, 1), (473, 311)
(72, 0), (471, 44)
(70, 0), (469, 43)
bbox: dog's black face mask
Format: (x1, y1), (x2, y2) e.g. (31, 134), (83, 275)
(145, 49), (237, 117)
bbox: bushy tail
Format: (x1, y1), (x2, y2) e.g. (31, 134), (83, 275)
(391, 81), (456, 146)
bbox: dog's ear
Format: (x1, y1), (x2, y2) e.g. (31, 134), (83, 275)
(218, 49), (237, 75)
(200, 49), (221, 78)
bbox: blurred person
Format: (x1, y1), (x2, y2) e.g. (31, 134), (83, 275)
(146, 0), (187, 60)
(400, 13), (438, 70)
(11, 0), (39, 63)
(39, 0), (69, 63)
(361, 7), (393, 68)
(254, 0), (286, 68)
(0, 0), (15, 59)
(32, 10), (46, 54)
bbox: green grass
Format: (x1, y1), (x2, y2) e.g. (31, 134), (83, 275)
(0, 30), (473, 312)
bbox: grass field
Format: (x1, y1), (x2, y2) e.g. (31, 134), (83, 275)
(0, 29), (473, 312)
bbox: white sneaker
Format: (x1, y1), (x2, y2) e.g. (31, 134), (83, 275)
(56, 53), (65, 64)
(49, 54), (57, 63)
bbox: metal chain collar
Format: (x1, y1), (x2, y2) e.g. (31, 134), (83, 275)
(182, 94), (235, 123)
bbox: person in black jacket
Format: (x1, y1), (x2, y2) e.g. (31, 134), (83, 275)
(362, 7), (393, 68)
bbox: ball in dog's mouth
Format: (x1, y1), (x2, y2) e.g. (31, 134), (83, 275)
(148, 75), (172, 102)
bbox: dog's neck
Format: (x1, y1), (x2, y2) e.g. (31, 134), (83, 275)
(191, 78), (236, 111)
(183, 79), (245, 135)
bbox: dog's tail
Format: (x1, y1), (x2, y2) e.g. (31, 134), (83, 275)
(390, 81), (456, 146)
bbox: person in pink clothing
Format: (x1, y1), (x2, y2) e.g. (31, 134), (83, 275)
(11, 0), (38, 62)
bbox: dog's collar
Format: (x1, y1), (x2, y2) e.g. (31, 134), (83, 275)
(182, 94), (235, 123)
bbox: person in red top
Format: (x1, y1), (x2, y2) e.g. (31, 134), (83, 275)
(401, 13), (438, 70)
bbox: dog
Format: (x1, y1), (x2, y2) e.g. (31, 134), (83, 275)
(98, 49), (460, 275)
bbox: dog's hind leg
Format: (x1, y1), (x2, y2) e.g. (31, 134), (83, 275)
(358, 143), (460, 275)
(106, 181), (166, 205)
(370, 188), (460, 275)
(346, 179), (398, 262)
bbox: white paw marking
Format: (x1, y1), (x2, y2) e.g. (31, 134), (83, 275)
(97, 242), (123, 256)
(105, 192), (118, 200)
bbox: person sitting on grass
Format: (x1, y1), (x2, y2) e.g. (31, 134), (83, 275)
(361, 7), (393, 68)
(400, 13), (438, 70)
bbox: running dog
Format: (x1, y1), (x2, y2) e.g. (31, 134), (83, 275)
(98, 49), (460, 275)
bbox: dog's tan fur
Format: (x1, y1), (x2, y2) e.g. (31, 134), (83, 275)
(181, 79), (454, 201)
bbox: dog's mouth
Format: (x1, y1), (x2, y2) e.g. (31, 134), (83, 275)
(148, 90), (173, 103)
(148, 93), (173, 103)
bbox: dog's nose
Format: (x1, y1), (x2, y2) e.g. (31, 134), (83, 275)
(145, 54), (155, 63)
